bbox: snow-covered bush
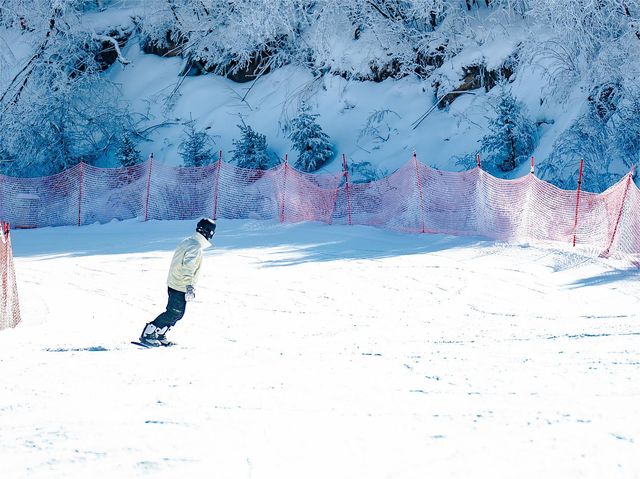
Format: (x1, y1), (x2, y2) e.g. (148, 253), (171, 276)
(231, 123), (277, 170)
(136, 0), (497, 81)
(479, 87), (536, 172)
(178, 120), (215, 167)
(139, 0), (305, 80)
(288, 103), (333, 172)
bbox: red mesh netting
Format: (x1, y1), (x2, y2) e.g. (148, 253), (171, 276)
(0, 158), (638, 262)
(0, 222), (21, 330)
(146, 162), (219, 221)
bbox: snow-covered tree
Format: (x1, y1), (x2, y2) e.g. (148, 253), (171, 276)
(541, 79), (640, 193)
(0, 59), (133, 176)
(480, 88), (536, 172)
(616, 94), (640, 169)
(288, 103), (333, 172)
(0, 0), (133, 176)
(528, 0), (638, 56)
(540, 112), (613, 193)
(117, 133), (141, 168)
(178, 120), (214, 167)
(231, 123), (276, 170)
(525, 0), (640, 98)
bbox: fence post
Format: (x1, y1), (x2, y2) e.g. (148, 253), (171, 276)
(572, 159), (584, 247)
(213, 150), (222, 220)
(144, 154), (153, 222)
(0, 171), (4, 222)
(279, 155), (288, 223)
(342, 154), (352, 226)
(1, 223), (7, 295)
(413, 152), (426, 233)
(601, 165), (635, 257)
(77, 162), (84, 227)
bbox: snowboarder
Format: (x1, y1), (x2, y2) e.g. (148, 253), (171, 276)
(138, 217), (216, 347)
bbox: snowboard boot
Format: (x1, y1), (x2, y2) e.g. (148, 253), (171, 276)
(156, 326), (174, 347)
(139, 323), (162, 347)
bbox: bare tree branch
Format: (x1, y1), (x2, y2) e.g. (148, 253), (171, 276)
(0, 7), (59, 108)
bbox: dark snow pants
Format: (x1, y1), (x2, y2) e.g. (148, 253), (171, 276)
(152, 287), (187, 328)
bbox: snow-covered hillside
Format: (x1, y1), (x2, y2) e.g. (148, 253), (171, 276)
(103, 42), (531, 176)
(2, 219), (640, 478)
(98, 6), (554, 178)
(2, 1), (640, 191)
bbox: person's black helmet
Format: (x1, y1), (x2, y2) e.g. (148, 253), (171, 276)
(196, 217), (216, 240)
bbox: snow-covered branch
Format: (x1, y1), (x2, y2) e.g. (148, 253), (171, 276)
(92, 33), (130, 65)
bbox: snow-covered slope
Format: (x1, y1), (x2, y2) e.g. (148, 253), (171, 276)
(96, 9), (573, 178)
(2, 219), (639, 478)
(105, 43), (544, 176)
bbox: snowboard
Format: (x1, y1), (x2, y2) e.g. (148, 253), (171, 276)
(131, 340), (175, 348)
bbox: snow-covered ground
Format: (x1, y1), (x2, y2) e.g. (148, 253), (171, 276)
(1, 219), (639, 478)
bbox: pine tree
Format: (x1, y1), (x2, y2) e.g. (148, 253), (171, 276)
(288, 103), (333, 172)
(178, 120), (214, 167)
(231, 123), (274, 169)
(117, 133), (141, 167)
(480, 88), (536, 172)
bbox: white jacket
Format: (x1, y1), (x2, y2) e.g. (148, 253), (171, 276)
(166, 233), (211, 292)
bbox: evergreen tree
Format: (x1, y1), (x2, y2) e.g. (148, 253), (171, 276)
(480, 88), (536, 172)
(178, 120), (214, 167)
(288, 103), (333, 172)
(231, 123), (275, 169)
(116, 133), (141, 167)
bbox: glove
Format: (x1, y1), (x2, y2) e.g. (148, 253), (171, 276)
(185, 285), (195, 302)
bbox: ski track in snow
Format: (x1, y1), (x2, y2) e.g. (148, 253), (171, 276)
(1, 219), (639, 479)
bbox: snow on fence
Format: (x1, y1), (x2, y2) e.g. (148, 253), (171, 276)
(0, 222), (21, 330)
(0, 156), (638, 261)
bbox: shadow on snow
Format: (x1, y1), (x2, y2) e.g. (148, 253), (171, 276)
(10, 218), (493, 264)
